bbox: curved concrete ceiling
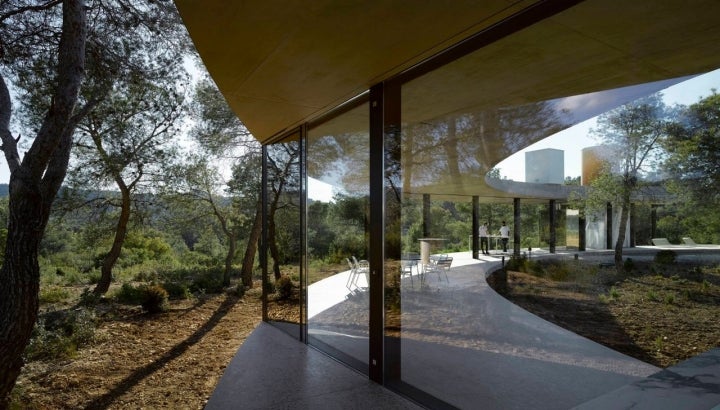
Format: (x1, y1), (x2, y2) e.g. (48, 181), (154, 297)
(177, 0), (720, 200)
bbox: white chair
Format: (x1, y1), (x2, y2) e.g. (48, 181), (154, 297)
(352, 256), (370, 290)
(426, 254), (451, 283)
(400, 259), (416, 288)
(345, 257), (357, 291)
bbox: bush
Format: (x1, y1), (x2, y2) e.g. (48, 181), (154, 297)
(275, 275), (294, 300)
(115, 282), (145, 305)
(39, 286), (72, 304)
(25, 308), (97, 361)
(79, 288), (102, 306)
(141, 285), (169, 313)
(189, 269), (225, 294)
(654, 250), (677, 265)
(623, 257), (635, 273)
(162, 281), (192, 300)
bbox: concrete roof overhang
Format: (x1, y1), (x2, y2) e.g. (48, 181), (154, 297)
(176, 0), (720, 200)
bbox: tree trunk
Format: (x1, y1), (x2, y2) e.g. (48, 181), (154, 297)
(223, 235), (236, 287)
(614, 193), (631, 271)
(0, 1), (86, 405)
(240, 200), (262, 288)
(94, 185), (131, 295)
(0, 179), (44, 408)
(268, 210), (282, 280)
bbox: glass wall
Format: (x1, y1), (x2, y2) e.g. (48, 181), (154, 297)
(264, 131), (303, 337)
(306, 101), (370, 371)
(388, 1), (720, 407)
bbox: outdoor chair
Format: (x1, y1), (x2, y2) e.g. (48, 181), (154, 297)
(651, 238), (673, 246)
(352, 256), (370, 290)
(682, 237), (698, 246)
(426, 254), (451, 283)
(400, 259), (417, 288)
(345, 258), (358, 291)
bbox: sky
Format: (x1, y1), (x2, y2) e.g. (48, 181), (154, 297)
(494, 69), (720, 182)
(3, 68), (718, 200)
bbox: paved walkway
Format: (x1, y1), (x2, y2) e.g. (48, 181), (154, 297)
(208, 248), (720, 409)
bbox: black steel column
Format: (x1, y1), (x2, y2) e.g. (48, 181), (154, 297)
(606, 202), (613, 249)
(549, 199), (556, 254)
(579, 211), (586, 251)
(513, 198), (521, 257)
(369, 83), (386, 383)
(261, 145), (269, 322)
(629, 203), (636, 248)
(472, 196), (479, 259)
(651, 204), (658, 241)
(422, 193), (431, 237)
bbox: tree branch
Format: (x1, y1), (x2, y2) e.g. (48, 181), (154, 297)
(0, 72), (21, 173)
(0, 0), (63, 24)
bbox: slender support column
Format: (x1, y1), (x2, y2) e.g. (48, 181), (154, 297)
(651, 205), (658, 241)
(606, 202), (613, 249)
(579, 211), (586, 251)
(629, 203), (636, 248)
(369, 83), (387, 383)
(513, 198), (521, 257)
(261, 145), (268, 322)
(472, 196), (479, 259)
(549, 199), (556, 254)
(422, 193), (431, 237)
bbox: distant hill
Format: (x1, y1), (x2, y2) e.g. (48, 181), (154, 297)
(0, 184), (7, 197)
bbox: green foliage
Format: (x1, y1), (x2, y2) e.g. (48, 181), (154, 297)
(623, 257), (635, 273)
(162, 281), (192, 300)
(24, 308), (97, 361)
(79, 288), (102, 307)
(39, 286), (72, 304)
(114, 283), (146, 305)
(187, 267), (226, 294)
(654, 250), (677, 265)
(141, 285), (169, 313)
(275, 275), (294, 300)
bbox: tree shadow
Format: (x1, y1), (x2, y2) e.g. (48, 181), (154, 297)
(83, 294), (240, 409)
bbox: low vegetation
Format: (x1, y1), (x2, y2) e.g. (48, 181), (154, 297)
(497, 253), (720, 367)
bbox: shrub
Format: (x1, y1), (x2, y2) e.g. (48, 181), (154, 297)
(79, 288), (102, 306)
(189, 268), (225, 294)
(115, 283), (145, 305)
(623, 257), (635, 273)
(25, 308), (97, 361)
(39, 286), (72, 304)
(141, 285), (169, 313)
(654, 250), (677, 265)
(275, 275), (294, 300)
(162, 281), (192, 300)
(545, 262), (570, 281)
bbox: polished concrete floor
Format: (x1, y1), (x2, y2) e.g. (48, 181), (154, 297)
(208, 248), (720, 409)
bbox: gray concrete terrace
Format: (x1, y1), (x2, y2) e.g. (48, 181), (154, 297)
(207, 247), (720, 409)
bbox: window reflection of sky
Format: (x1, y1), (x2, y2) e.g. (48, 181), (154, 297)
(497, 69), (720, 182)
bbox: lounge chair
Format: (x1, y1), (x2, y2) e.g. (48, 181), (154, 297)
(682, 237), (698, 246)
(651, 238), (673, 246)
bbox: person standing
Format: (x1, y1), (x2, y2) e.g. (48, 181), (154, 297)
(479, 222), (489, 255)
(499, 221), (510, 253)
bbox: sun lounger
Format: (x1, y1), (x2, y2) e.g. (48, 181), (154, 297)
(651, 238), (673, 246)
(682, 237), (698, 246)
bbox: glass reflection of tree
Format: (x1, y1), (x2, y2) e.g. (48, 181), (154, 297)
(402, 100), (565, 189)
(266, 142), (301, 280)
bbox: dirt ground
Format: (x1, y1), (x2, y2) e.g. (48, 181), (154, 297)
(499, 259), (720, 368)
(11, 257), (720, 408)
(12, 287), (262, 409)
